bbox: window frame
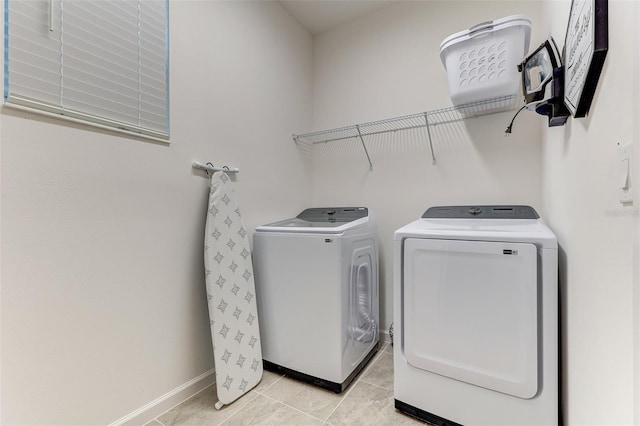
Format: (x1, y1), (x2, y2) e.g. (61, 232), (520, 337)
(3, 0), (170, 143)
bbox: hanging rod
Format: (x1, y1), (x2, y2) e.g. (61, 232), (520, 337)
(192, 161), (239, 174)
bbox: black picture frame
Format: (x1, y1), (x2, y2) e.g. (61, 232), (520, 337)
(563, 0), (608, 118)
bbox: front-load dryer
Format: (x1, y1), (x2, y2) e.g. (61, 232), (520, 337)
(253, 207), (379, 393)
(394, 205), (558, 425)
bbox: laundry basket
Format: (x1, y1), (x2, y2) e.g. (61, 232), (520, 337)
(439, 15), (531, 107)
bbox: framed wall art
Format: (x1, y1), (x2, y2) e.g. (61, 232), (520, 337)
(563, 0), (608, 118)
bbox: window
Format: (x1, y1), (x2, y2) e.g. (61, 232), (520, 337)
(4, 0), (169, 141)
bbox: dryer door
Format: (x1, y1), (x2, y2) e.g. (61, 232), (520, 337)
(402, 238), (538, 399)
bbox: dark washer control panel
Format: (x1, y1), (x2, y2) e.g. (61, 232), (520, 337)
(297, 207), (368, 223)
(422, 205), (539, 219)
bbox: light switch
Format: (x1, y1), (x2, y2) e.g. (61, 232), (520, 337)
(620, 158), (630, 190)
(618, 143), (633, 204)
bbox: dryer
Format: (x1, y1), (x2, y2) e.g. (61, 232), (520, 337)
(253, 207), (379, 393)
(394, 205), (558, 425)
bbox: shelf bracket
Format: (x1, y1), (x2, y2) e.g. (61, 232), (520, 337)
(424, 113), (437, 165)
(356, 125), (374, 171)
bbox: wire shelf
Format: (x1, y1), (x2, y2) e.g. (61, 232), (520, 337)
(292, 95), (520, 167)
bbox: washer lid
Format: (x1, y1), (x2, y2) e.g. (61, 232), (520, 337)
(256, 207), (369, 234)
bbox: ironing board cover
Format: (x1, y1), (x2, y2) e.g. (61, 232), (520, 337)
(204, 171), (263, 407)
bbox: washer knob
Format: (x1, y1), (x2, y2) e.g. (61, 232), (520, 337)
(468, 207), (482, 215)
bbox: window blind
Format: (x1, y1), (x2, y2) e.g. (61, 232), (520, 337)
(5, 0), (169, 141)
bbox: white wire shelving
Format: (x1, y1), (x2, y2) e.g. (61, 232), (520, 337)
(292, 95), (520, 169)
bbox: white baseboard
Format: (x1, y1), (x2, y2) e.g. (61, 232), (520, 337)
(110, 329), (392, 424)
(109, 369), (215, 426)
(379, 328), (391, 344)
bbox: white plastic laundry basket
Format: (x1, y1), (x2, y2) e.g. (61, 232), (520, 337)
(439, 15), (531, 107)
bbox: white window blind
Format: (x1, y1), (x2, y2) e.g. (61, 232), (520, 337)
(5, 0), (169, 141)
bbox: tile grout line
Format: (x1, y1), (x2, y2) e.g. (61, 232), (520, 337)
(226, 342), (389, 425)
(212, 371), (285, 425)
(151, 380), (217, 425)
(213, 372), (287, 426)
(322, 342), (388, 422)
(253, 373), (285, 395)
(358, 378), (392, 391)
(253, 391), (329, 424)
(151, 378), (263, 426)
(153, 414), (166, 426)
(258, 347), (384, 423)
(357, 342), (388, 378)
(151, 343), (393, 426)
(359, 348), (394, 390)
(214, 392), (261, 426)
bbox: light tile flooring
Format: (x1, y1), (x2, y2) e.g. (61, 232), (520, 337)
(147, 343), (427, 426)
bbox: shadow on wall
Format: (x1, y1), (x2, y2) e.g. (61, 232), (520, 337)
(558, 244), (568, 426)
(1, 105), (171, 148)
(294, 139), (314, 162)
(307, 123), (473, 166)
(306, 108), (530, 167)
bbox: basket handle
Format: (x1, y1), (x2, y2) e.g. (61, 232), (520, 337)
(468, 20), (494, 38)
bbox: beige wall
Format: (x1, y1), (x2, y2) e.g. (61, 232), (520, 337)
(541, 0), (638, 424)
(310, 1), (544, 332)
(0, 1), (313, 424)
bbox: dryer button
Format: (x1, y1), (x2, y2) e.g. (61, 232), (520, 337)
(468, 207), (482, 215)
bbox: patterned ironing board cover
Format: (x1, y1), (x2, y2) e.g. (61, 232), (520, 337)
(204, 171), (263, 408)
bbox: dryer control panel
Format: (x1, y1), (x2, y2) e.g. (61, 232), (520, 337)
(422, 205), (539, 219)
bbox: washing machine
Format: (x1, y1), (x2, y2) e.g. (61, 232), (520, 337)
(253, 207), (379, 393)
(393, 205), (558, 425)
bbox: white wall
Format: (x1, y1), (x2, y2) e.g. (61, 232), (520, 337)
(310, 1), (544, 331)
(541, 1), (638, 424)
(635, 4), (640, 423)
(0, 1), (313, 424)
(3, 1), (638, 424)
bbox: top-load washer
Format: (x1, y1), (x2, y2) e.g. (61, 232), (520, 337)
(253, 207), (379, 392)
(394, 205), (558, 425)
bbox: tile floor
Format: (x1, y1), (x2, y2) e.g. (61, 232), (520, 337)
(147, 343), (427, 426)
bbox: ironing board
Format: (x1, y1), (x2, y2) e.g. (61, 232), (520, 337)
(204, 171), (263, 409)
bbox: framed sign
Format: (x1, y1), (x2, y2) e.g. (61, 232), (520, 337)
(563, 0), (608, 118)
